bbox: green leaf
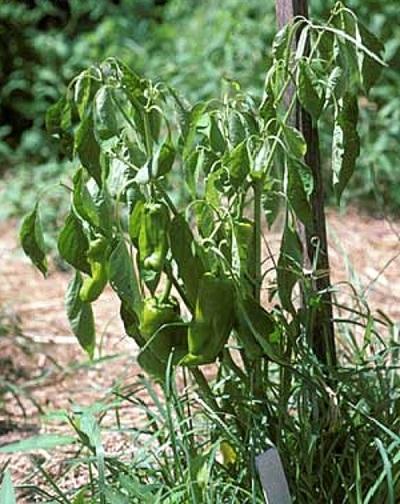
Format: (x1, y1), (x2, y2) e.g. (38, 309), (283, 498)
(298, 60), (324, 122)
(283, 125), (307, 158)
(58, 212), (91, 274)
(259, 85), (276, 122)
(170, 214), (205, 307)
(287, 157), (313, 227)
(228, 111), (246, 145)
(262, 178), (281, 228)
(94, 86), (119, 140)
(0, 434), (75, 454)
(128, 200), (145, 247)
(135, 141), (175, 184)
(19, 203), (47, 277)
(74, 72), (98, 119)
(109, 239), (142, 314)
(224, 141), (250, 188)
(72, 169), (113, 236)
(75, 112), (102, 186)
(184, 149), (202, 197)
(292, 158), (314, 197)
(358, 21), (384, 94)
(332, 94), (360, 203)
(277, 221), (303, 314)
(46, 96), (68, 137)
(272, 23), (291, 60)
(332, 9), (361, 93)
(66, 271), (96, 358)
(209, 115), (226, 154)
(0, 470), (16, 504)
(182, 102), (209, 159)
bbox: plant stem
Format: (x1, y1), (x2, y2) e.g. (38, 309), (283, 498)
(253, 180), (263, 302)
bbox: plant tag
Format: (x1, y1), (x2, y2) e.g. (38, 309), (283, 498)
(255, 446), (292, 504)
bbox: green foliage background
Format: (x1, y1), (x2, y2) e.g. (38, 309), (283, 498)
(1, 0), (399, 224)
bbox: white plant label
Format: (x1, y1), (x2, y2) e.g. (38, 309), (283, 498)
(255, 446), (292, 504)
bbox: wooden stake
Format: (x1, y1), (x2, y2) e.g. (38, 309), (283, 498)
(276, 0), (337, 367)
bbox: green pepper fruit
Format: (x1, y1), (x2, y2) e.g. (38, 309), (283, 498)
(138, 202), (170, 291)
(181, 273), (235, 367)
(79, 237), (109, 303)
(138, 296), (188, 380)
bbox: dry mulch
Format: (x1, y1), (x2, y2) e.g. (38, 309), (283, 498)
(0, 208), (399, 500)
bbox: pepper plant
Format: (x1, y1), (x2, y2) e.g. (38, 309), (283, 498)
(20, 1), (385, 498)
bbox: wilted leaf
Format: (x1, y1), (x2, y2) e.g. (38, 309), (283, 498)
(66, 271), (96, 358)
(170, 214), (205, 307)
(58, 212), (91, 274)
(298, 60), (324, 122)
(272, 23), (291, 60)
(94, 86), (119, 140)
(20, 203), (47, 277)
(224, 141), (250, 188)
(109, 239), (142, 314)
(277, 221), (303, 314)
(75, 113), (102, 185)
(332, 94), (360, 203)
(287, 158), (313, 227)
(283, 125), (307, 158)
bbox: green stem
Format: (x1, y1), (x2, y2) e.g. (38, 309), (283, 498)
(253, 180), (263, 302)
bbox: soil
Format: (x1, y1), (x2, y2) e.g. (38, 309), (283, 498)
(0, 208), (399, 501)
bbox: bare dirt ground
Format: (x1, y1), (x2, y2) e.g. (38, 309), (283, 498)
(0, 208), (399, 500)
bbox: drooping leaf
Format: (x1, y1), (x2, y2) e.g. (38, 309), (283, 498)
(19, 203), (47, 277)
(94, 86), (119, 140)
(272, 23), (292, 61)
(128, 200), (145, 247)
(358, 21), (384, 94)
(228, 111), (246, 145)
(109, 239), (142, 314)
(277, 220), (303, 314)
(58, 212), (91, 274)
(72, 169), (113, 236)
(332, 8), (361, 93)
(259, 84), (276, 123)
(182, 102), (209, 159)
(332, 94), (360, 203)
(262, 177), (281, 228)
(107, 159), (133, 199)
(298, 60), (324, 122)
(291, 158), (314, 197)
(66, 271), (96, 358)
(224, 141), (250, 188)
(74, 72), (98, 119)
(120, 301), (143, 346)
(75, 112), (102, 186)
(283, 125), (307, 159)
(287, 158), (313, 227)
(135, 140), (175, 184)
(209, 115), (226, 154)
(170, 214), (205, 307)
(184, 149), (202, 197)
